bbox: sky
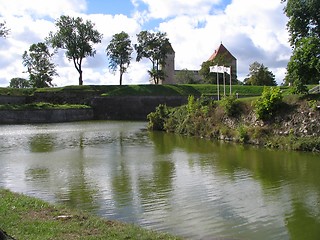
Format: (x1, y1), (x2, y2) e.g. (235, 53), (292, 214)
(0, 0), (291, 87)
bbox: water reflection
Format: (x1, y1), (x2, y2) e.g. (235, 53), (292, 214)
(0, 122), (320, 239)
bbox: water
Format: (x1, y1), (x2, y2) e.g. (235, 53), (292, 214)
(0, 121), (320, 239)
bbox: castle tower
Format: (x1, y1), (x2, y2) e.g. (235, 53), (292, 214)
(162, 46), (175, 84)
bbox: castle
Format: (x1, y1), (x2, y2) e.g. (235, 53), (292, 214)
(157, 43), (237, 84)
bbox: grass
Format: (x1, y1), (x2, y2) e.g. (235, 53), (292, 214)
(0, 102), (91, 110)
(0, 87), (35, 96)
(0, 84), (301, 97)
(0, 188), (181, 240)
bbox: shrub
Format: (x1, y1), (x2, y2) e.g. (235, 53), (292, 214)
(147, 104), (170, 131)
(254, 87), (283, 120)
(220, 95), (240, 117)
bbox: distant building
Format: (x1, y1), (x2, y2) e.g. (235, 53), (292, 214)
(161, 42), (237, 84)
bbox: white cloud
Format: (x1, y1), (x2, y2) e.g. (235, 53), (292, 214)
(158, 0), (291, 83)
(133, 0), (221, 19)
(0, 0), (86, 19)
(0, 0), (291, 87)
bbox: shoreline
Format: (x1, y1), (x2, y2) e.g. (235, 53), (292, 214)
(0, 188), (181, 240)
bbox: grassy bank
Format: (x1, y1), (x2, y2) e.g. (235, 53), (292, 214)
(147, 93), (320, 153)
(0, 189), (181, 240)
(1, 84), (286, 97)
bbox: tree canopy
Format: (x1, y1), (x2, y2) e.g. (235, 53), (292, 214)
(22, 42), (57, 88)
(106, 31), (133, 85)
(282, 0), (320, 90)
(135, 31), (174, 84)
(0, 21), (9, 38)
(282, 0), (320, 46)
(47, 15), (103, 85)
(9, 78), (30, 88)
(199, 54), (233, 84)
(244, 61), (276, 86)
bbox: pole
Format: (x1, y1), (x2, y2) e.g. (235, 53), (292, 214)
(223, 66), (226, 97)
(230, 66), (232, 95)
(217, 71), (220, 100)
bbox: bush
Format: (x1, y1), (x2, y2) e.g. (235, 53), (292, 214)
(254, 87), (283, 120)
(147, 104), (170, 131)
(220, 95), (240, 117)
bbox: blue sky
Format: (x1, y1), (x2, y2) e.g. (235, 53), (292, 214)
(86, 0), (136, 16)
(0, 0), (291, 86)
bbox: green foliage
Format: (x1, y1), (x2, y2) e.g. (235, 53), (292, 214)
(282, 0), (320, 46)
(237, 125), (249, 143)
(147, 104), (171, 131)
(9, 78), (31, 88)
(22, 42), (57, 88)
(282, 0), (320, 91)
(106, 31), (133, 85)
(175, 69), (197, 84)
(286, 36), (320, 88)
(135, 31), (174, 84)
(47, 15), (103, 85)
(254, 87), (283, 120)
(220, 95), (240, 117)
(244, 61), (276, 86)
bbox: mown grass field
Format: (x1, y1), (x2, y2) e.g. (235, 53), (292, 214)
(0, 189), (181, 240)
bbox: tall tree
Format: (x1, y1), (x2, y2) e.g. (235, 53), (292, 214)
(106, 31), (133, 85)
(134, 31), (174, 84)
(0, 21), (9, 38)
(281, 0), (320, 46)
(244, 61), (276, 86)
(47, 15), (103, 85)
(282, 0), (320, 90)
(22, 42), (57, 88)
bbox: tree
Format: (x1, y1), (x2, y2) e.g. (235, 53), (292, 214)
(282, 0), (320, 91)
(106, 31), (133, 85)
(281, 0), (320, 46)
(9, 78), (31, 88)
(175, 69), (197, 84)
(244, 61), (276, 86)
(285, 36), (320, 88)
(199, 53), (233, 84)
(22, 42), (57, 88)
(47, 15), (103, 85)
(0, 21), (9, 38)
(135, 31), (174, 84)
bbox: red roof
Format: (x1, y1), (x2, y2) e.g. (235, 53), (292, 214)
(208, 43), (236, 61)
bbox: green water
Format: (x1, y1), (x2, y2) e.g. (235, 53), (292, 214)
(0, 121), (319, 239)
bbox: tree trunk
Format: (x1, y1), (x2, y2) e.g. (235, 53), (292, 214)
(119, 71), (123, 85)
(79, 70), (83, 85)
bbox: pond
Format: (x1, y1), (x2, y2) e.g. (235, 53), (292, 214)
(0, 121), (319, 239)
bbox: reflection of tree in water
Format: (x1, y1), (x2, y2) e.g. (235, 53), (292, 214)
(29, 134), (55, 152)
(286, 201), (320, 240)
(138, 160), (175, 211)
(149, 131), (216, 155)
(55, 132), (99, 212)
(111, 131), (133, 207)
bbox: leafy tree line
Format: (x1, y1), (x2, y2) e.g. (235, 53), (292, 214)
(4, 15), (173, 88)
(281, 0), (320, 93)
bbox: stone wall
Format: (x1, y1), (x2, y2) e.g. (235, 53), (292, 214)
(92, 96), (188, 120)
(0, 96), (26, 104)
(0, 109), (94, 124)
